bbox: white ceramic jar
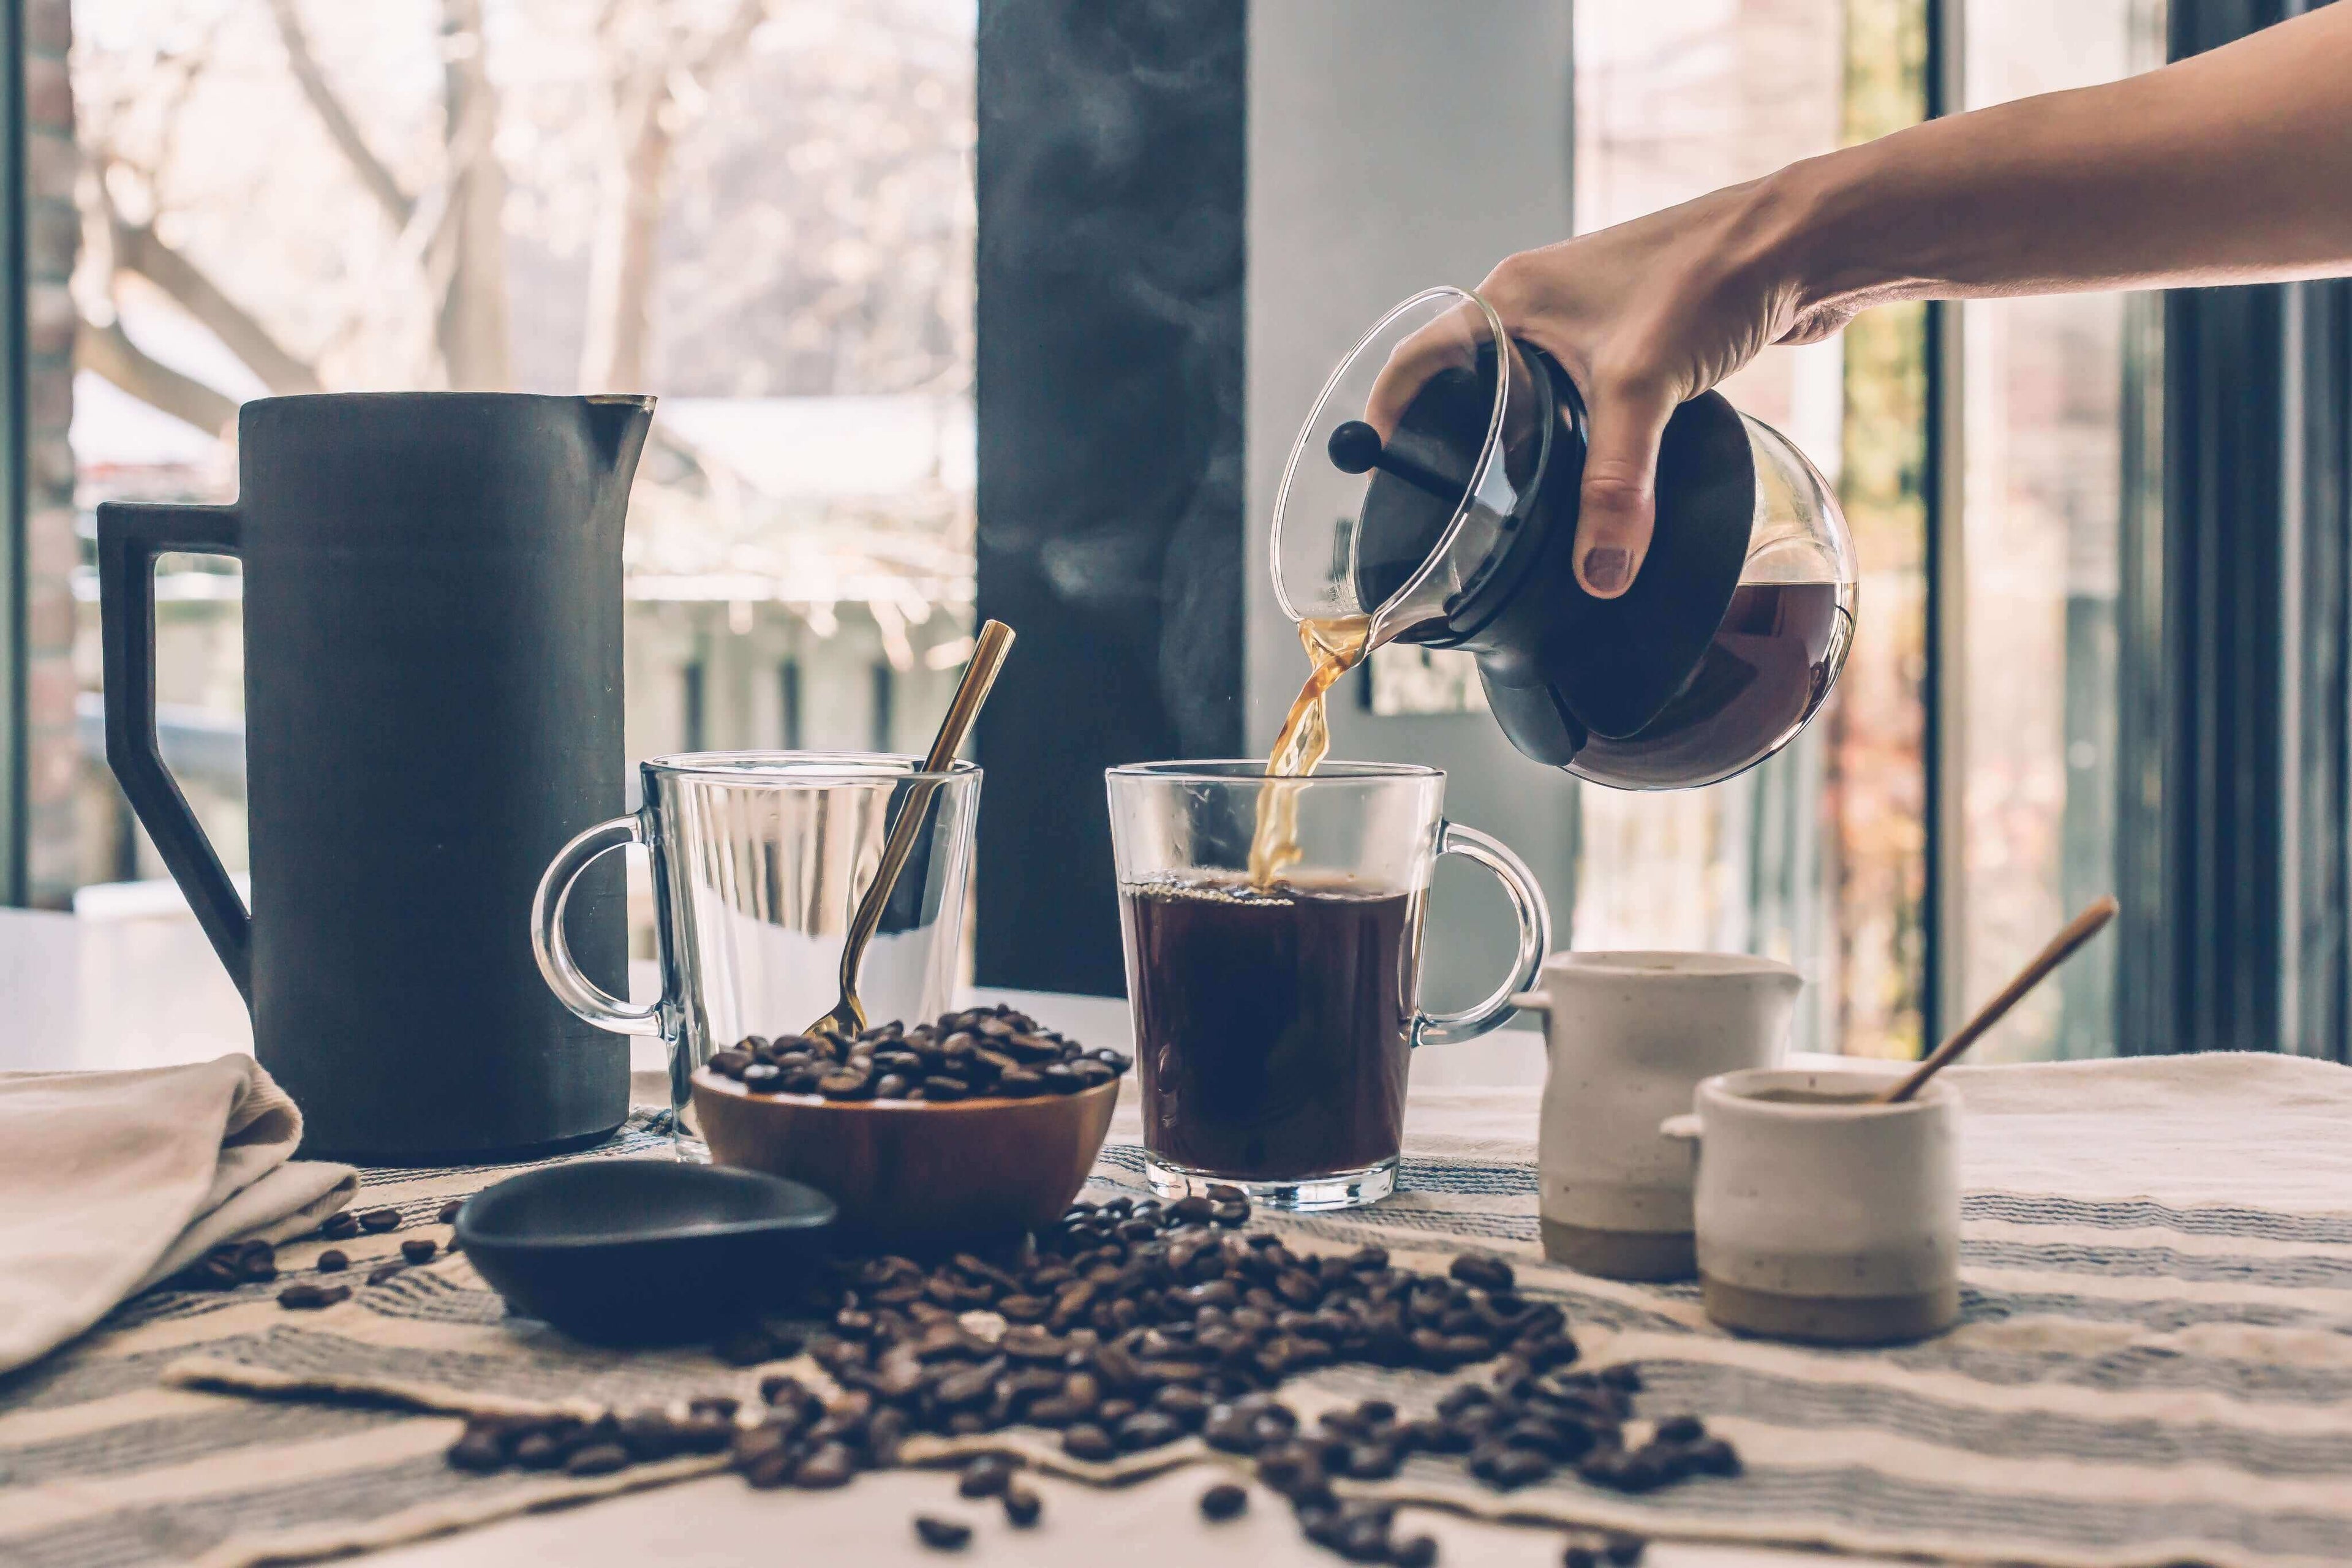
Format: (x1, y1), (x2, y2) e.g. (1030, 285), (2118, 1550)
(1511, 951), (1801, 1281)
(1663, 1064), (1962, 1344)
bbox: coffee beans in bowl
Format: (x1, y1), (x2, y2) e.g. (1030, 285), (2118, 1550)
(692, 1006), (1127, 1243)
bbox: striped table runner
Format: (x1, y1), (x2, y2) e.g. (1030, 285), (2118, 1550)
(2, 1055), (2349, 1568)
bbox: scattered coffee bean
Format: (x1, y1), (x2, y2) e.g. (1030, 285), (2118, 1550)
(437, 1200), (464, 1225)
(1199, 1481), (1249, 1520)
(276, 1282), (349, 1310)
(401, 1238), (439, 1264)
(315, 1250), (348, 1273)
(1603, 1531), (1648, 1566)
(957, 1456), (1016, 1498)
(565, 1442), (631, 1477)
(425, 1140), (1741, 1564)
(913, 1516), (971, 1551)
(1061, 1423), (1117, 1462)
(1564, 1545), (1600, 1568)
(1448, 1253), (1514, 1292)
(358, 1208), (402, 1234)
(1001, 1483), (1042, 1526)
(318, 1211), (360, 1242)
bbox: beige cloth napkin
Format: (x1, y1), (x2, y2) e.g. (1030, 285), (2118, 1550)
(0, 1054), (356, 1373)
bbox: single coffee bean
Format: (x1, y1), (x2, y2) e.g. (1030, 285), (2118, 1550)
(1337, 1517), (1393, 1562)
(318, 1212), (360, 1241)
(401, 1238), (438, 1264)
(366, 1262), (407, 1286)
(1653, 1414), (1705, 1445)
(793, 1444), (858, 1488)
(564, 1442), (631, 1477)
(957, 1457), (1015, 1498)
(922, 1075), (971, 1101)
(912, 1516), (971, 1551)
(1684, 1436), (1741, 1477)
(1001, 1484), (1042, 1527)
(315, 1250), (349, 1273)
(1116, 1410), (1183, 1450)
(1198, 1481), (1249, 1520)
(1449, 1253), (1514, 1292)
(358, 1208), (402, 1234)
(1564, 1545), (1601, 1568)
(276, 1282), (349, 1310)
(1061, 1423), (1116, 1462)
(873, 1074), (911, 1099)
(436, 1199), (465, 1225)
(445, 1431), (505, 1472)
(1602, 1532), (1648, 1566)
(510, 1430), (571, 1470)
(709, 1049), (755, 1078)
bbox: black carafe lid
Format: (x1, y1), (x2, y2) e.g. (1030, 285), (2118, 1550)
(1337, 342), (1755, 741)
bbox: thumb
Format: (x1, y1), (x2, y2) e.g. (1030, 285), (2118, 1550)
(1574, 373), (1677, 598)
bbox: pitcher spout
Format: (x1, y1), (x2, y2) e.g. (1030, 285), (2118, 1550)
(583, 394), (657, 478)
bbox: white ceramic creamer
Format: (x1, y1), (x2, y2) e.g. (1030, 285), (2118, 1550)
(1510, 951), (1801, 1281)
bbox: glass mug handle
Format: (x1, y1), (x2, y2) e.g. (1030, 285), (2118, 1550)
(1414, 820), (1553, 1047)
(530, 812), (663, 1037)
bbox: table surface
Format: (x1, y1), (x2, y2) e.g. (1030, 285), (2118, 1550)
(1, 904), (1879, 1568)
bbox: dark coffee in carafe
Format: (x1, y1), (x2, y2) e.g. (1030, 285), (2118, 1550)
(1122, 875), (1421, 1182)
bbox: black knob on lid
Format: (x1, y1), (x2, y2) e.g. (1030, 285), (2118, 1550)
(1327, 419), (1466, 502)
(1328, 420), (1385, 474)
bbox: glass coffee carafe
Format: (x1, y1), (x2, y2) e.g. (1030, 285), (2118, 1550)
(1272, 287), (1856, 790)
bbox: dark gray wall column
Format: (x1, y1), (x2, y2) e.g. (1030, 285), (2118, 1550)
(973, 1), (1247, 995)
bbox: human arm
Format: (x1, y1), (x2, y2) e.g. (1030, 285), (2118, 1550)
(1458, 4), (2352, 596)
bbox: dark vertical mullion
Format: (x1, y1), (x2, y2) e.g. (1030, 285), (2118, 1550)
(0, 0), (24, 905)
(1918, 0), (1957, 1043)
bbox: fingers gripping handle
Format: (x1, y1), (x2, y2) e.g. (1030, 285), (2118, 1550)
(532, 813), (663, 1036)
(1414, 820), (1553, 1047)
(97, 502), (252, 1005)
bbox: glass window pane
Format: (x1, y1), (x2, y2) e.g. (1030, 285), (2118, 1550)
(1572, 0), (1928, 1058)
(62, 1), (977, 963)
(1955, 0), (2163, 1060)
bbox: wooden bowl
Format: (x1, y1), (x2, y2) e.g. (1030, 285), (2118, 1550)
(692, 1072), (1119, 1243)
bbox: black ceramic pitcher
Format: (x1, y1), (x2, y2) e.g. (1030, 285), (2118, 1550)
(97, 393), (653, 1162)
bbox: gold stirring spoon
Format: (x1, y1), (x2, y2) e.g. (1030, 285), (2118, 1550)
(806, 620), (1016, 1040)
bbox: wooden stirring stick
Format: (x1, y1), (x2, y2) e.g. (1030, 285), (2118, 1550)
(1879, 895), (2120, 1104)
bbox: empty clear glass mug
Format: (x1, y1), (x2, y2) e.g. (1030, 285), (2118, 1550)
(533, 753), (981, 1136)
(1107, 761), (1550, 1210)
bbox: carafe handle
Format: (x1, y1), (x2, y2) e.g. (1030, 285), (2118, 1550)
(1414, 820), (1552, 1047)
(96, 502), (252, 1005)
(531, 812), (664, 1036)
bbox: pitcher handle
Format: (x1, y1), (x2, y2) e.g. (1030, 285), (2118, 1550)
(532, 812), (663, 1036)
(97, 502), (252, 1005)
(1414, 820), (1552, 1047)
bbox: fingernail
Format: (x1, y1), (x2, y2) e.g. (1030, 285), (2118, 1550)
(1581, 548), (1630, 593)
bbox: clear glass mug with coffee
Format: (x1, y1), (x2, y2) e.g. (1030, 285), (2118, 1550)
(1106, 761), (1549, 1211)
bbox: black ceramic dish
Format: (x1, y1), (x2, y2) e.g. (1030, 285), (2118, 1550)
(455, 1160), (836, 1345)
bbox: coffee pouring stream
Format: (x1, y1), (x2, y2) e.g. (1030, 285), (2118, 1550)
(1272, 287), (1858, 791)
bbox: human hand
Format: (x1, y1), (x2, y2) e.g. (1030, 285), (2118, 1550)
(1371, 174), (1841, 598)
